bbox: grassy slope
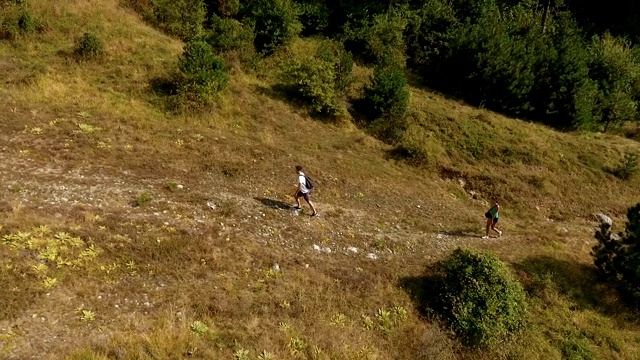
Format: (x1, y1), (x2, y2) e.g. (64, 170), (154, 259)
(1, 0), (640, 359)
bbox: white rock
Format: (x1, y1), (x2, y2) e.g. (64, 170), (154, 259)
(366, 253), (378, 260)
(312, 244), (321, 251)
(177, 184), (184, 190)
(272, 263), (280, 271)
(596, 213), (612, 227)
(323, 247), (332, 253)
(347, 247), (358, 253)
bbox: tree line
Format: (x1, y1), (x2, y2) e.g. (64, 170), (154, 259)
(126, 0), (640, 131)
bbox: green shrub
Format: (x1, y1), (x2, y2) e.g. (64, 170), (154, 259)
(588, 34), (640, 131)
(315, 40), (353, 92)
(132, 192), (153, 207)
(611, 153), (639, 180)
(431, 248), (528, 348)
(74, 32), (105, 60)
(592, 203), (640, 307)
(177, 40), (229, 98)
(150, 0), (206, 41)
(17, 9), (35, 32)
(204, 0), (240, 17)
(342, 8), (407, 66)
(365, 10), (407, 67)
(405, 0), (458, 71)
(280, 56), (343, 116)
(245, 0), (301, 54)
(363, 63), (410, 120)
(0, 2), (36, 39)
(297, 0), (330, 36)
(205, 15), (255, 53)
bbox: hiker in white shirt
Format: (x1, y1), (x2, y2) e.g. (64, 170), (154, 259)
(293, 165), (318, 217)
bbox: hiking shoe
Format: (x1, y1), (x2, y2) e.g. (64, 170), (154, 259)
(293, 206), (302, 210)
(310, 213), (318, 217)
(481, 236), (489, 239)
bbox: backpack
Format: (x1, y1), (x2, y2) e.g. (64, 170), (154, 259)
(305, 175), (315, 191)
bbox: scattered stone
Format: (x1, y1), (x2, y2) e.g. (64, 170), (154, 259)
(177, 184), (184, 190)
(312, 244), (321, 251)
(207, 202), (216, 210)
(347, 247), (358, 253)
(272, 263), (280, 271)
(322, 247), (332, 254)
(366, 253), (378, 260)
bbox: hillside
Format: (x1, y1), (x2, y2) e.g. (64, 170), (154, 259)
(1, 0), (640, 359)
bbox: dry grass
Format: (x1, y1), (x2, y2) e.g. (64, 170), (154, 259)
(0, 0), (640, 359)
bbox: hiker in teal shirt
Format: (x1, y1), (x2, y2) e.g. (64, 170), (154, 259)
(483, 198), (502, 239)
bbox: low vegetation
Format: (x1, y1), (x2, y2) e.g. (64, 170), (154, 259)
(1, 0), (640, 359)
(428, 248), (528, 348)
(593, 203), (640, 307)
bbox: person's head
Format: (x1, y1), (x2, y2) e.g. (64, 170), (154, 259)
(295, 165), (303, 173)
(492, 197), (499, 205)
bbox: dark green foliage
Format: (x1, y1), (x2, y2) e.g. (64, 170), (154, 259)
(342, 8), (407, 65)
(610, 154), (639, 181)
(587, 34), (640, 131)
(431, 248), (528, 348)
(0, 1), (36, 39)
(424, 2), (543, 115)
(315, 40), (353, 92)
(74, 32), (105, 60)
(150, 0), (206, 41)
(204, 0), (240, 18)
(205, 15), (255, 53)
(404, 0), (458, 71)
(244, 0), (301, 54)
(280, 56), (343, 116)
(364, 63), (409, 120)
(297, 0), (330, 36)
(17, 9), (34, 32)
(177, 40), (229, 96)
(528, 13), (596, 129)
(592, 204), (640, 307)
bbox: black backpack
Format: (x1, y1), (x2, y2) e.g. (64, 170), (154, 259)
(305, 175), (315, 190)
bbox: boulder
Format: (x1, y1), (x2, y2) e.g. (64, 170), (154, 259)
(596, 213), (612, 227)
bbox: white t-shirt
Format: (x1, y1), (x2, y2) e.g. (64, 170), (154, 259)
(298, 172), (309, 194)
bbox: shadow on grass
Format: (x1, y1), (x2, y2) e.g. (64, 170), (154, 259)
(253, 84), (345, 123)
(149, 76), (178, 97)
(398, 275), (440, 319)
(514, 255), (637, 321)
(254, 197), (292, 210)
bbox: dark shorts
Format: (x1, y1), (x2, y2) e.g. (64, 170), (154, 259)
(492, 217), (499, 224)
(295, 190), (311, 202)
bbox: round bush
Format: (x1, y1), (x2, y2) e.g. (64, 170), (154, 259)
(316, 40), (353, 92)
(280, 56), (342, 117)
(364, 63), (410, 120)
(244, 0), (301, 54)
(74, 32), (105, 60)
(431, 248), (528, 348)
(205, 15), (255, 53)
(177, 40), (229, 99)
(151, 0), (206, 41)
